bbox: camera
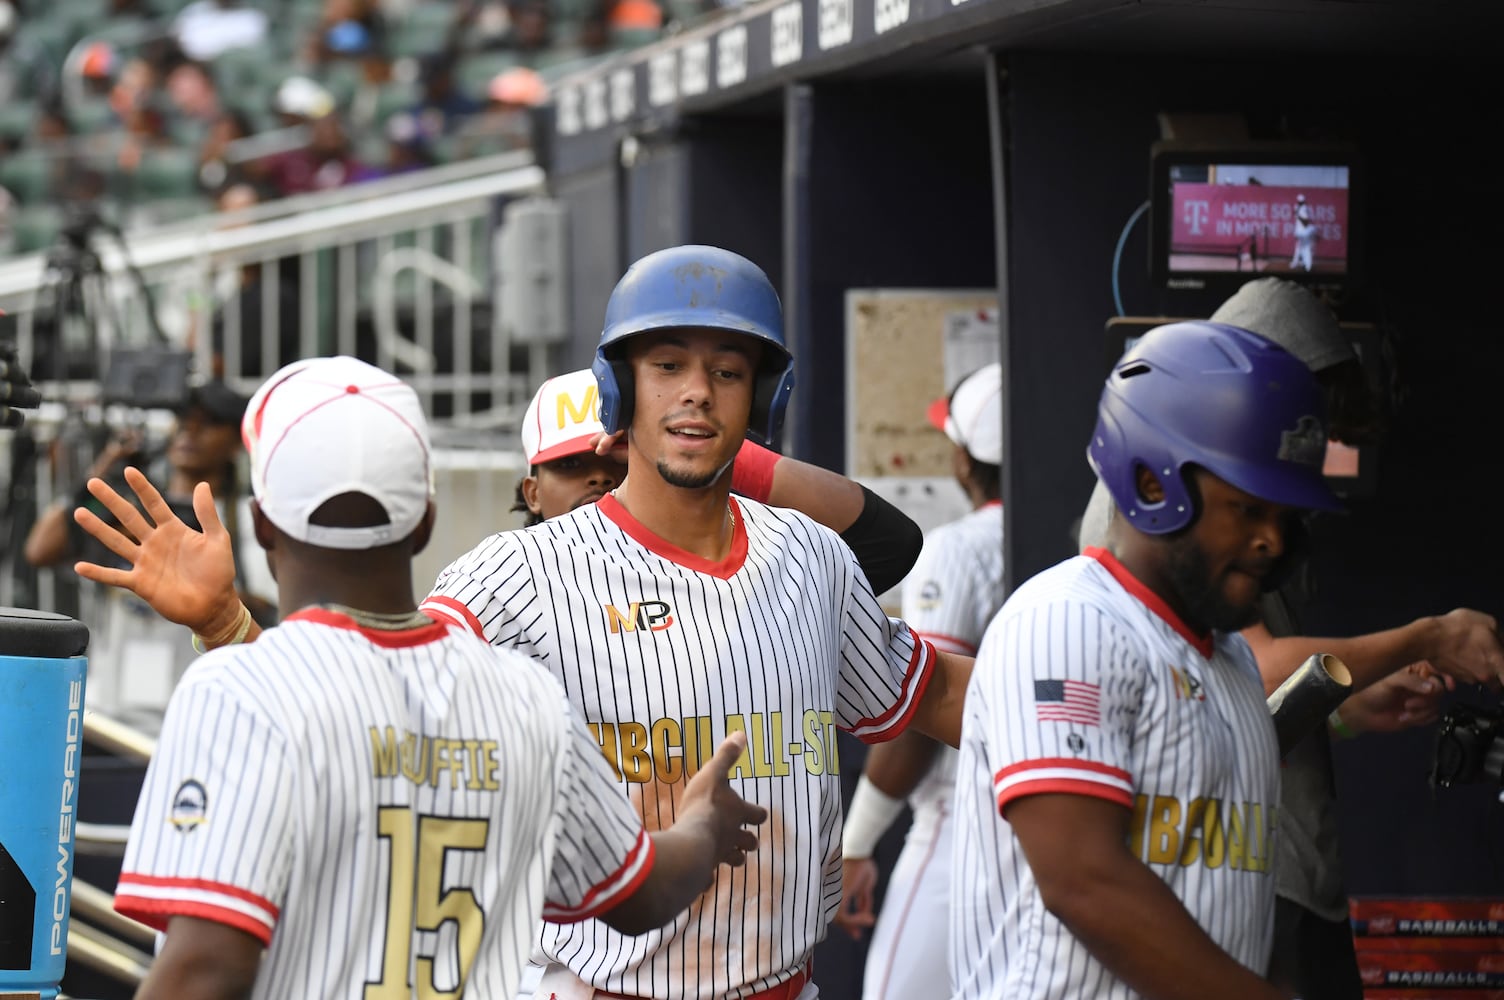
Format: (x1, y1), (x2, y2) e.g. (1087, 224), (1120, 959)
(1429, 703), (1504, 790)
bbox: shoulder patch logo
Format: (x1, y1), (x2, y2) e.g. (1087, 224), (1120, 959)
(917, 580), (941, 610)
(170, 779), (208, 831)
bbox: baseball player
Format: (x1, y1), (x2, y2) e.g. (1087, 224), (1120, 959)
(107, 356), (767, 1000)
(514, 365), (924, 594)
(72, 246), (969, 999)
(833, 362), (1005, 1000)
(1079, 278), (1504, 1000)
(511, 367), (629, 527)
(1290, 193), (1316, 271)
(952, 321), (1342, 1000)
(417, 244), (972, 1000)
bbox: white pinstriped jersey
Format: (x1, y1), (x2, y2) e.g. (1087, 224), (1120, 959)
(898, 500), (1003, 813)
(114, 608), (651, 1000)
(422, 492), (936, 999)
(951, 547), (1280, 999)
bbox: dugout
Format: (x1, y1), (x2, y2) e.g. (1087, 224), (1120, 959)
(541, 1), (1504, 992)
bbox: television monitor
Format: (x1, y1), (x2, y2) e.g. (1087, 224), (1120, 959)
(1148, 141), (1363, 294)
(1103, 316), (1381, 500)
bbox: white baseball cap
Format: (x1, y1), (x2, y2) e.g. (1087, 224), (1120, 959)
(243, 356), (434, 550)
(926, 362), (1003, 465)
(521, 368), (604, 466)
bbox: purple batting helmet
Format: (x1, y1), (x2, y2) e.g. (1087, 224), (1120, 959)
(1087, 320), (1342, 534)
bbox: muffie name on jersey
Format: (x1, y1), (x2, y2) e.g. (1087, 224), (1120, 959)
(367, 726), (503, 789)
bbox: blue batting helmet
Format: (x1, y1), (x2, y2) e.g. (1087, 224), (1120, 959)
(1088, 320), (1342, 534)
(592, 245), (795, 444)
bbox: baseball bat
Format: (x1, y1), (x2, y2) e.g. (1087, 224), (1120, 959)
(1267, 652), (1352, 759)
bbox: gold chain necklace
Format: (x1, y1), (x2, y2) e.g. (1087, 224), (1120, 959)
(322, 603), (433, 631)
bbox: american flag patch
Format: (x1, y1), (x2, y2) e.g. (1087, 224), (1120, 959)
(1034, 679), (1101, 726)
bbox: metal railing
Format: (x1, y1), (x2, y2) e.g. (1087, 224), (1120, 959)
(1, 150), (553, 611)
(0, 150), (551, 420)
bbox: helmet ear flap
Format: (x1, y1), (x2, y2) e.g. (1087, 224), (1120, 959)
(750, 363), (796, 445)
(591, 353), (635, 435)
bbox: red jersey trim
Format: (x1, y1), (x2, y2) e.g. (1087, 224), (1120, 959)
(114, 895), (274, 946)
(116, 873), (281, 916)
(419, 595), (486, 638)
(996, 778), (1136, 815)
(598, 493), (749, 579)
(1083, 546), (1215, 658)
(286, 606), (452, 648)
(994, 757), (1132, 783)
(915, 631), (978, 655)
(846, 635), (938, 744)
(542, 827), (656, 923)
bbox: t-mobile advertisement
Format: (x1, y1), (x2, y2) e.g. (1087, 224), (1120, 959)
(1169, 174), (1350, 276)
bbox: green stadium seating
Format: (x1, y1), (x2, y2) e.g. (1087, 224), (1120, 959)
(9, 204), (67, 255)
(0, 149), (60, 205)
(373, 79), (424, 126)
(0, 101), (38, 146)
(392, 3), (458, 59)
(132, 147), (201, 200)
(456, 51), (520, 101)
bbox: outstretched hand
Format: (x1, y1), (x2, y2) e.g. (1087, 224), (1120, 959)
(833, 858), (879, 939)
(1338, 662), (1447, 735)
(1427, 609), (1504, 689)
(73, 467), (240, 634)
(680, 732), (768, 872)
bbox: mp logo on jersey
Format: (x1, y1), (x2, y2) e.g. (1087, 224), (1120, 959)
(605, 600), (675, 633)
(1167, 663), (1206, 701)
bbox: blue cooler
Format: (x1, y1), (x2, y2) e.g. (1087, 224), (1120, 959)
(0, 607), (89, 1000)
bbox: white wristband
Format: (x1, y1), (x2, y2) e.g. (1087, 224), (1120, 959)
(843, 774), (905, 859)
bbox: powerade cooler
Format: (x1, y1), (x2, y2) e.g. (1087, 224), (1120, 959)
(0, 608), (89, 1000)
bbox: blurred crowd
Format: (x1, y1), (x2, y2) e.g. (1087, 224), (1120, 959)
(0, 0), (719, 255)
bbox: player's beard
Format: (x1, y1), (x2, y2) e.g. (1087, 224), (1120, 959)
(657, 459), (722, 490)
(1162, 534), (1262, 634)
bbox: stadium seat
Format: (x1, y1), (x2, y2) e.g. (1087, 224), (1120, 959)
(65, 98), (117, 134)
(18, 14), (81, 56)
(373, 79), (424, 126)
(132, 147), (201, 200)
(9, 204), (67, 255)
(0, 101), (38, 147)
(456, 51), (520, 101)
(392, 3), (457, 59)
(0, 149), (59, 205)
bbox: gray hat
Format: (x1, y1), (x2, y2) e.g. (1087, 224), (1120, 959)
(1209, 277), (1354, 373)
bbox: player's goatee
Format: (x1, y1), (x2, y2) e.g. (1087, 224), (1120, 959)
(657, 461), (721, 490)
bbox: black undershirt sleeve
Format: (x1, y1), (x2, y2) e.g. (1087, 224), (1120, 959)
(839, 485), (924, 597)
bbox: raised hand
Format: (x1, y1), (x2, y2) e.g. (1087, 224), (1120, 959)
(73, 467), (241, 635)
